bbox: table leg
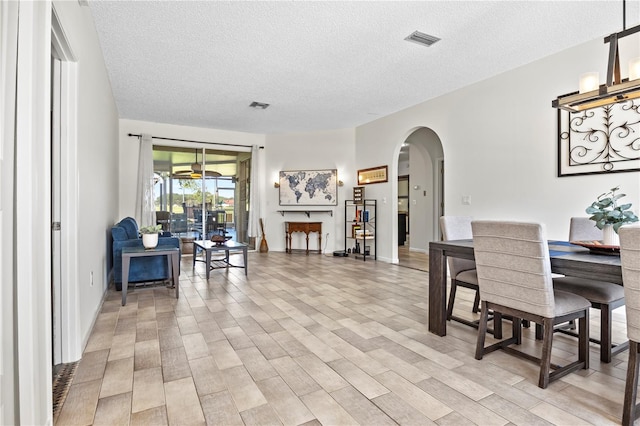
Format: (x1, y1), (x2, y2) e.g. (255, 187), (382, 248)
(305, 232), (310, 255)
(428, 245), (447, 336)
(171, 252), (179, 299)
(205, 249), (211, 280)
(318, 232), (322, 254)
(192, 242), (196, 270)
(166, 254), (172, 287)
(243, 247), (248, 275)
(122, 256), (130, 306)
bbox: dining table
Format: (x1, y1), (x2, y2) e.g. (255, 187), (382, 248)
(428, 239), (623, 336)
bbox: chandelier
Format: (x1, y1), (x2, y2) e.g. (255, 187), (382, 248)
(552, 1), (640, 112)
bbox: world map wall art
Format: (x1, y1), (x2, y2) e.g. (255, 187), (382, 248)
(558, 100), (640, 176)
(279, 169), (338, 206)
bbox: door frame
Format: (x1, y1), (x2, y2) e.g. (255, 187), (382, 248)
(51, 4), (81, 363)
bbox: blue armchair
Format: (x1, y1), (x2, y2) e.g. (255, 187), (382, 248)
(111, 217), (180, 291)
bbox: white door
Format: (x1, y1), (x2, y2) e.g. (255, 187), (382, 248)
(51, 55), (62, 365)
(0, 1), (19, 422)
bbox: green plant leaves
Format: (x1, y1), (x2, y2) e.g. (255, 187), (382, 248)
(585, 186), (639, 233)
(139, 224), (162, 234)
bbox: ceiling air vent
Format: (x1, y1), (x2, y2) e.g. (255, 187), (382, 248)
(249, 101), (270, 109)
(404, 31), (440, 47)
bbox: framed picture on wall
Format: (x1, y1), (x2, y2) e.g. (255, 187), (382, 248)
(557, 104), (640, 176)
(279, 169), (338, 205)
(357, 165), (388, 185)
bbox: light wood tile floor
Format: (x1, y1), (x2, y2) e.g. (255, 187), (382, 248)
(56, 251), (635, 425)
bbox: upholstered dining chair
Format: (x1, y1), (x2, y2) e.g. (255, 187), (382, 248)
(568, 216), (601, 242)
(439, 216), (481, 327)
(620, 226), (640, 425)
(472, 220), (590, 389)
(552, 217), (627, 363)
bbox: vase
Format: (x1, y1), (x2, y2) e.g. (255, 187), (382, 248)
(142, 233), (159, 249)
(602, 224), (620, 246)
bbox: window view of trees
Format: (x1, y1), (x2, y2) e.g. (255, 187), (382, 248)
(151, 146), (249, 244)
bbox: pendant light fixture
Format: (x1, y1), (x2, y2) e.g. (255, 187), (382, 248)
(190, 149), (202, 179)
(173, 149), (221, 179)
(552, 0), (640, 112)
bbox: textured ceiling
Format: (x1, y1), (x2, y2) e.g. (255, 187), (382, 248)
(88, 0), (640, 134)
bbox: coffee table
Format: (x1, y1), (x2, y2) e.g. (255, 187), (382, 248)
(121, 246), (180, 306)
(192, 240), (248, 279)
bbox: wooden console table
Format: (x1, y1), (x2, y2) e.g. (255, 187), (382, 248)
(285, 222), (322, 255)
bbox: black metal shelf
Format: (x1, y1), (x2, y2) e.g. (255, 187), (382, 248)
(344, 199), (377, 261)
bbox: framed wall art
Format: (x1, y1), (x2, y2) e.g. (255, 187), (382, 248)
(557, 102), (640, 177)
(357, 165), (388, 185)
(279, 169), (338, 206)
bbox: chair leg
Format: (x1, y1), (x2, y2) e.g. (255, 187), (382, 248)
(623, 341), (640, 426)
(513, 317), (522, 345)
(538, 317), (554, 389)
(535, 323), (543, 340)
(600, 304), (612, 363)
(475, 301), (490, 360)
(472, 289), (480, 314)
(493, 312), (503, 340)
(446, 280), (458, 320)
(579, 314), (589, 370)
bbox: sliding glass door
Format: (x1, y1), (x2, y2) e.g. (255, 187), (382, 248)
(152, 146), (252, 247)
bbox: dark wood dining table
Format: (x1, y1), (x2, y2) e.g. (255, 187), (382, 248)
(428, 239), (623, 336)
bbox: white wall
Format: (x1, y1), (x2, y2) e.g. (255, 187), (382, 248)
(54, 1), (121, 346)
(264, 129), (356, 253)
(357, 37), (640, 263)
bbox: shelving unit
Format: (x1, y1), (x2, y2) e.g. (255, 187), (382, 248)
(277, 210), (333, 217)
(344, 199), (376, 261)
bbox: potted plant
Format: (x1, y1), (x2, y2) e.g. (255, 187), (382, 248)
(586, 186), (639, 245)
(139, 224), (163, 249)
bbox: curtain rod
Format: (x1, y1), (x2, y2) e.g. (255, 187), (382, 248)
(128, 133), (264, 149)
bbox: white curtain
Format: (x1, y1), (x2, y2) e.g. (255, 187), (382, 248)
(135, 133), (156, 227)
(247, 145), (261, 238)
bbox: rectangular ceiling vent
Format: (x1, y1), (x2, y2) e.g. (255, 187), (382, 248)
(405, 31), (440, 47)
(249, 101), (270, 109)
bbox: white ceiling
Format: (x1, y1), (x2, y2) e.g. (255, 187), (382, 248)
(88, 0), (640, 135)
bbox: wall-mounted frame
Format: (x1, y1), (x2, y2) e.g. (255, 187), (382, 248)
(279, 169), (338, 206)
(353, 186), (365, 204)
(557, 102), (640, 177)
(357, 165), (388, 185)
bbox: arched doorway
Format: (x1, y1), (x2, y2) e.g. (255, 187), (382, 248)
(396, 127), (443, 270)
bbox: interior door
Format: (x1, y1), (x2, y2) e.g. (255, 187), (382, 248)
(1, 1), (19, 421)
(51, 54), (62, 365)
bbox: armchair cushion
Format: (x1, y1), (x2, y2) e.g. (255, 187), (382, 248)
(111, 217), (180, 290)
(111, 226), (128, 242)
